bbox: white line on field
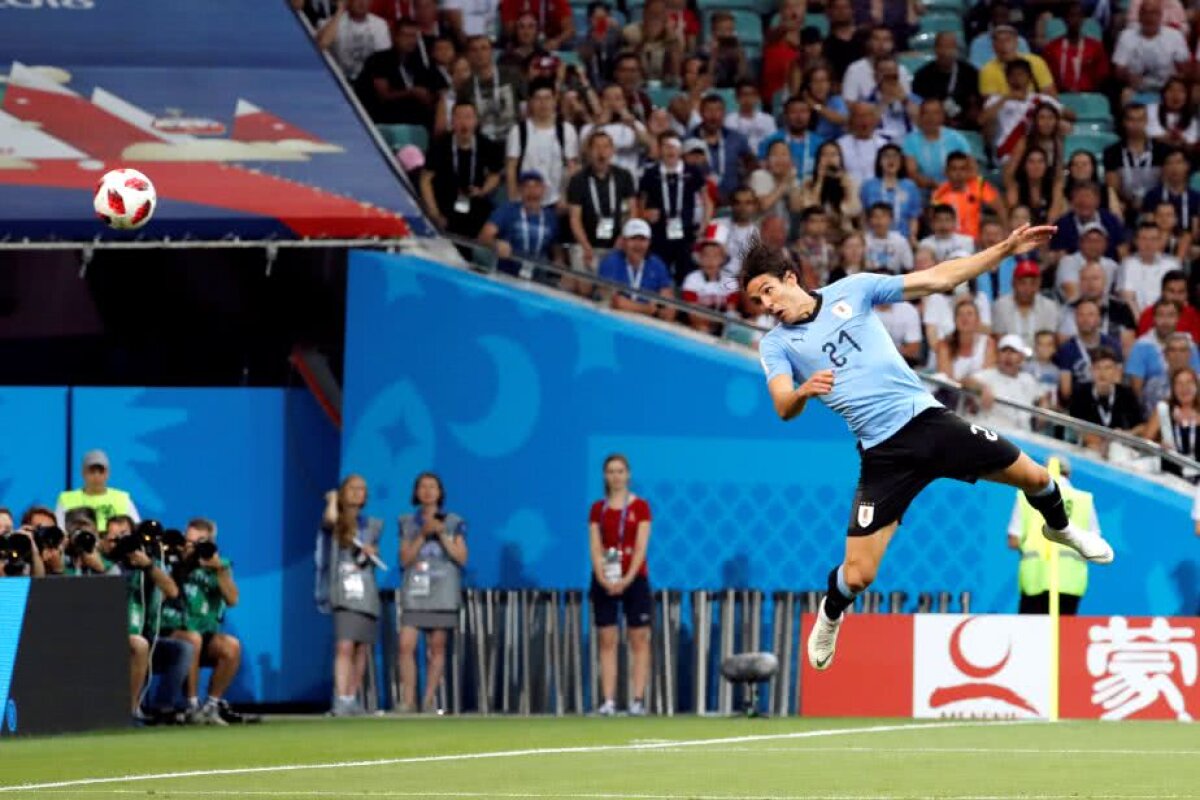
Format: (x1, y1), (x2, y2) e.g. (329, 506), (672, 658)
(11, 791), (1195, 800)
(0, 720), (1025, 794)
(642, 746), (1200, 756)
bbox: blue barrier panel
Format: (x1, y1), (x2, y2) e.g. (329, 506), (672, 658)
(71, 387), (339, 704)
(0, 388), (67, 517)
(343, 252), (1199, 616)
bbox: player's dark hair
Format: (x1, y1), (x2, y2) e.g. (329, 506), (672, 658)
(1163, 269), (1187, 289)
(411, 472), (446, 508)
(739, 234), (800, 291)
(602, 454), (631, 496)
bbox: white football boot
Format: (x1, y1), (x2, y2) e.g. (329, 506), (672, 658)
(1043, 523), (1114, 564)
(807, 596), (844, 670)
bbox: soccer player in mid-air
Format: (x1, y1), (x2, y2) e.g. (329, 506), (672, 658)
(741, 223), (1114, 670)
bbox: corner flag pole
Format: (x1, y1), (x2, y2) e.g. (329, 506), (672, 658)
(1046, 456), (1062, 723)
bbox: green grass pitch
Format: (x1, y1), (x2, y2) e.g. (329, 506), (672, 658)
(1, 716), (1198, 799)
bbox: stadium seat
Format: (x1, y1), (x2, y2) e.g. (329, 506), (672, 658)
(918, 14), (963, 36)
(909, 30), (965, 52)
(968, 33), (1030, 68)
(1059, 93), (1111, 122)
(898, 52), (933, 75)
(803, 12), (829, 36)
(376, 124), (428, 152)
(1043, 16), (1104, 41)
(1191, 173), (1200, 193)
(959, 130), (987, 163)
(555, 50), (583, 69)
(710, 86), (737, 110)
(922, 0), (964, 12)
(697, 0), (761, 11)
(645, 85), (682, 109)
(1065, 131), (1119, 157)
(1074, 120), (1114, 134)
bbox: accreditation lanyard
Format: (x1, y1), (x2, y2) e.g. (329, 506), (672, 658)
(661, 166), (685, 219)
(789, 133), (811, 180)
(452, 143), (477, 189)
(520, 207), (545, 255)
(1122, 147), (1153, 193)
(1175, 418), (1197, 455)
(1073, 336), (1092, 379)
(589, 174), (616, 218)
(1094, 386), (1116, 428)
(1166, 188), (1191, 229)
(603, 496), (633, 550)
(708, 133), (725, 180)
(474, 72), (501, 110)
(626, 258), (644, 290)
(1059, 40), (1085, 89)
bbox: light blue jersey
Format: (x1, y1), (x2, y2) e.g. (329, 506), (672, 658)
(759, 273), (941, 449)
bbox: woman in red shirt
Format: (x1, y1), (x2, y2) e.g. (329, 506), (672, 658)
(589, 454), (653, 716)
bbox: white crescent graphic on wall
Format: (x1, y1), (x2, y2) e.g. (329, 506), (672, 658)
(447, 335), (541, 458)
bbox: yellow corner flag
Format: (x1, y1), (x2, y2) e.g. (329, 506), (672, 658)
(1046, 456), (1061, 722)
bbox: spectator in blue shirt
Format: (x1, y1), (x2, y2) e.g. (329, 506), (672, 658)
(800, 65), (848, 142)
(758, 96), (825, 182)
(860, 144), (922, 240)
(1127, 298), (1200, 398)
(598, 219), (676, 321)
(479, 170), (558, 276)
(1141, 149), (1200, 238)
(691, 93), (751, 205)
(902, 98), (971, 199)
(1049, 181), (1127, 265)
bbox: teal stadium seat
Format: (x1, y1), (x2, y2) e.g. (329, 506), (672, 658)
(1059, 93), (1110, 122)
(959, 130), (987, 163)
(1043, 16), (1104, 41)
(697, 0), (762, 11)
(770, 12), (828, 37)
(645, 85), (681, 109)
(918, 14), (964, 36)
(1074, 120), (1114, 134)
(923, 0), (965, 12)
(377, 124), (428, 152)
(1065, 131), (1119, 157)
(898, 52), (933, 75)
(909, 30), (965, 51)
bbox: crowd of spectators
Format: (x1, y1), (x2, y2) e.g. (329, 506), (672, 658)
(299, 0), (1200, 472)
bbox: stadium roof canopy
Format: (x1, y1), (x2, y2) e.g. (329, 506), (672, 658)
(0, 0), (426, 243)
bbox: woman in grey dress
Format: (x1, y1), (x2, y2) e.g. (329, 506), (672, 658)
(317, 474), (382, 716)
(397, 472), (468, 713)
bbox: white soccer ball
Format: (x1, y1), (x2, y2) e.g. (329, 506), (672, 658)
(93, 168), (156, 230)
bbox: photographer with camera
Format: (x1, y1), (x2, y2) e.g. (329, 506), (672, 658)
(0, 524), (44, 578)
(397, 472), (467, 713)
(164, 518), (242, 725)
(100, 516), (182, 719)
(318, 475), (384, 716)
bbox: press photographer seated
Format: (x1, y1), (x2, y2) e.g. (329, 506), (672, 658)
(161, 518), (242, 725)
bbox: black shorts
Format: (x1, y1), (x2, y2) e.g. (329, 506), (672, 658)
(590, 575), (654, 628)
(848, 407), (1021, 537)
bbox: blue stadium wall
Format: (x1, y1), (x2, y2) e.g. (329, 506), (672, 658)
(0, 387), (339, 705)
(343, 251), (1200, 618)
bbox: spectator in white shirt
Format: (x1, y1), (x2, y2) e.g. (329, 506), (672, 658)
(317, 0), (390, 81)
(506, 79), (580, 209)
(992, 260), (1061, 349)
(875, 293), (923, 365)
(964, 334), (1046, 431)
(836, 103), (889, 185)
(444, 0), (499, 38)
(1113, 0), (1190, 99)
(842, 25), (913, 104)
(1120, 220), (1181, 314)
(918, 204), (975, 263)
(1056, 225), (1120, 302)
(581, 84), (655, 179)
(725, 80), (776, 154)
(863, 203), (913, 274)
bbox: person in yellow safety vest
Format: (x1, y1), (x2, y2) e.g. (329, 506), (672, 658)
(55, 449), (141, 533)
(1006, 454), (1096, 615)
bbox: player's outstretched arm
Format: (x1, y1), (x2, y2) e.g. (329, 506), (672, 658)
(900, 223), (1056, 301)
(767, 370), (834, 421)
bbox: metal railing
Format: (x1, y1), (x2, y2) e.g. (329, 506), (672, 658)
(440, 231), (1200, 483)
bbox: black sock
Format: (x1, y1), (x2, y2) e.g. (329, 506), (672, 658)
(823, 566), (857, 620)
(1025, 479), (1069, 531)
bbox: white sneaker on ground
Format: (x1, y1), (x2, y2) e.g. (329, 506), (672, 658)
(807, 596), (844, 671)
(627, 699), (647, 716)
(199, 700), (228, 726)
(596, 699), (617, 717)
(1043, 523), (1114, 564)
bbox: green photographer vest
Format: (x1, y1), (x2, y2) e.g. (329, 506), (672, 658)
(1016, 485), (1092, 598)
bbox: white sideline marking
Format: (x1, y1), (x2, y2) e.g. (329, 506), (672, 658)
(646, 746), (1200, 756)
(13, 792), (1194, 800)
(0, 720), (1022, 793)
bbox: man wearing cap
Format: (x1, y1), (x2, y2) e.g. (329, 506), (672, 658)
(479, 170), (558, 275)
(639, 132), (712, 284)
(992, 260), (1061, 350)
(963, 334), (1046, 431)
(56, 450), (141, 532)
(681, 221), (739, 333)
(978, 25), (1056, 98)
(1007, 455), (1097, 615)
(598, 219), (676, 320)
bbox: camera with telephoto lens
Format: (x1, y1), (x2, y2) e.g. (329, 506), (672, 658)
(0, 532), (33, 576)
(110, 519), (164, 564)
(160, 528), (187, 569)
(33, 525), (65, 552)
(193, 539), (218, 561)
